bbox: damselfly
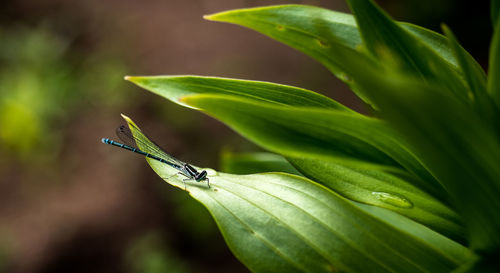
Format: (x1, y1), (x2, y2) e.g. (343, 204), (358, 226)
(101, 124), (209, 190)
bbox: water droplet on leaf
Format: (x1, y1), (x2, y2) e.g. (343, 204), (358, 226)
(371, 191), (413, 208)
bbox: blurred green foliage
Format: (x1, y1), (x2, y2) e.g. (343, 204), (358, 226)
(0, 26), (70, 157)
(126, 232), (190, 273)
(0, 25), (128, 160)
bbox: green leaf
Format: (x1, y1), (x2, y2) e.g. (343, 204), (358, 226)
(127, 72), (453, 220)
(492, 0), (500, 27)
(220, 151), (302, 175)
(126, 75), (351, 111)
(399, 22), (458, 68)
(346, 0), (470, 104)
(340, 57), (500, 251)
(441, 25), (488, 96)
(441, 25), (494, 120)
(289, 157), (464, 243)
(179, 94), (445, 198)
(204, 5), (466, 107)
(122, 115), (470, 273)
(354, 203), (472, 265)
(488, 14), (500, 107)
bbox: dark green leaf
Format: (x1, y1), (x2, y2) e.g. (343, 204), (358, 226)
(179, 94), (452, 215)
(346, 0), (470, 104)
(492, 0), (500, 27)
(288, 157), (464, 243)
(122, 114), (471, 273)
(488, 14), (500, 107)
(441, 25), (494, 121)
(341, 58), (500, 251)
(220, 151), (302, 175)
(400, 22), (458, 68)
(180, 94), (442, 193)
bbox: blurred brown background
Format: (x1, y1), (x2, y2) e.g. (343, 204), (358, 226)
(0, 0), (491, 272)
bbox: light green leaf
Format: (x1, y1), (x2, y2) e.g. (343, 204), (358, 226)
(289, 157), (464, 243)
(346, 0), (470, 104)
(220, 151), (302, 176)
(126, 75), (351, 111)
(122, 115), (470, 273)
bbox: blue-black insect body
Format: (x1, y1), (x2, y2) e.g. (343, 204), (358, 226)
(101, 124), (209, 190)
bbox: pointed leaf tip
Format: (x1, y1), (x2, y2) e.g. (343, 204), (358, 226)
(203, 14), (216, 21)
(120, 114), (137, 128)
(124, 75), (143, 83)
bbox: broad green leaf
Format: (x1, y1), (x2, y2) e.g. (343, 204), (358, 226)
(354, 203), (472, 265)
(346, 0), (470, 104)
(126, 75), (351, 111)
(220, 151), (302, 176)
(339, 57), (500, 251)
(204, 5), (468, 106)
(289, 157), (464, 243)
(126, 75), (461, 238)
(488, 14), (500, 107)
(123, 115), (470, 273)
(179, 94), (445, 198)
(126, 69), (447, 199)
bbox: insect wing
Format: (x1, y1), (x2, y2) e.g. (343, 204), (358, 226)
(116, 124), (185, 167)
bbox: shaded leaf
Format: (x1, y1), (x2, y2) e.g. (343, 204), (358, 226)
(488, 13), (500, 107)
(289, 157), (464, 243)
(346, 0), (470, 103)
(339, 56), (500, 251)
(442, 25), (494, 120)
(400, 23), (458, 67)
(179, 94), (444, 197)
(492, 0), (500, 28)
(220, 151), (302, 176)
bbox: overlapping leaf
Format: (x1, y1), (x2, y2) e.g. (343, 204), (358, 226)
(289, 157), (464, 243)
(204, 4), (476, 107)
(336, 54), (500, 251)
(123, 115), (470, 273)
(442, 25), (495, 120)
(346, 0), (470, 105)
(177, 94), (459, 234)
(126, 75), (445, 200)
(220, 151), (302, 176)
(126, 75), (351, 111)
(489, 12), (500, 107)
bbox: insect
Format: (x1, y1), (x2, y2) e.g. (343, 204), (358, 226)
(101, 124), (209, 190)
